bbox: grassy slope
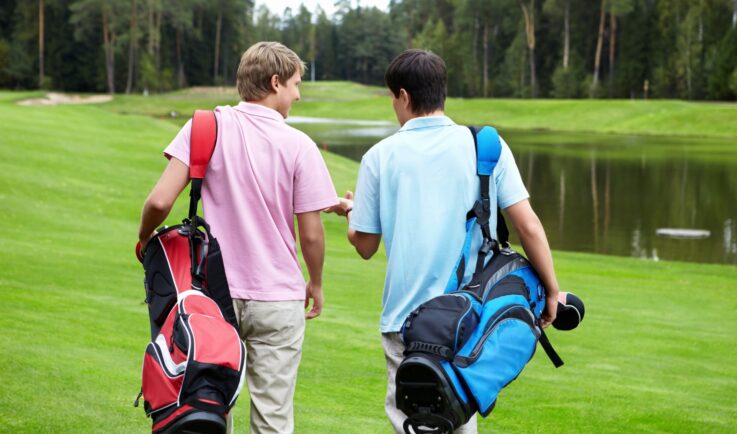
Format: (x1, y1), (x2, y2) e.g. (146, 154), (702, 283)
(0, 92), (736, 432)
(94, 83), (737, 139)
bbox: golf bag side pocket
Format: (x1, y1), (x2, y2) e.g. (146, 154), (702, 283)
(453, 296), (539, 416)
(401, 293), (480, 359)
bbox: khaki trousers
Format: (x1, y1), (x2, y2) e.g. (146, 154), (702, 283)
(227, 299), (305, 434)
(382, 332), (478, 434)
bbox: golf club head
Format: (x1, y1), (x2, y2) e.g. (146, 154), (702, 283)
(552, 292), (585, 331)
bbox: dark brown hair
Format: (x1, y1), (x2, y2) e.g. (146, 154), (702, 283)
(384, 49), (447, 114)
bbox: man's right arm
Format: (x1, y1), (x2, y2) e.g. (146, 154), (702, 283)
(347, 216), (381, 260)
(138, 157), (190, 249)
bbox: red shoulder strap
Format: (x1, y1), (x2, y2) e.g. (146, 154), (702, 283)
(190, 110), (217, 179)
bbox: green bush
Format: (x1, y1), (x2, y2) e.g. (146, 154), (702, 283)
(0, 38), (10, 87)
(551, 62), (585, 99)
(729, 68), (737, 100)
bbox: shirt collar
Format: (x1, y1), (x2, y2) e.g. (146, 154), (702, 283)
(398, 115), (456, 132)
(234, 101), (285, 122)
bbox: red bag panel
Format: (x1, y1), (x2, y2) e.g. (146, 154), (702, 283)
(179, 292), (225, 319)
(142, 344), (183, 413)
(187, 314), (243, 371)
(157, 230), (193, 295)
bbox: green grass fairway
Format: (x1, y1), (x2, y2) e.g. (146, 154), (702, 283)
(1, 90), (736, 433)
(99, 83), (737, 139)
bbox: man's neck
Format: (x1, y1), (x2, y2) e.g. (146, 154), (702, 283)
(247, 98), (278, 112)
(401, 109), (445, 126)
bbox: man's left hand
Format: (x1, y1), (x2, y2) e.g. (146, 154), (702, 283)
(305, 281), (324, 320)
(539, 290), (559, 328)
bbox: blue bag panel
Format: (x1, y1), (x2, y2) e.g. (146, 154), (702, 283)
(509, 267), (546, 318)
(441, 360), (470, 406)
(454, 294), (529, 360)
(453, 311), (538, 416)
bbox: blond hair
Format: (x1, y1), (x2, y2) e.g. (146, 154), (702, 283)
(236, 42), (305, 101)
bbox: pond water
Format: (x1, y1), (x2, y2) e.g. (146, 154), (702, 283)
(292, 120), (737, 266)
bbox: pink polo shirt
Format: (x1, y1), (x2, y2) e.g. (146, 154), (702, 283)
(164, 102), (338, 301)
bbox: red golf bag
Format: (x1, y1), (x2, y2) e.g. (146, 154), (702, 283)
(134, 111), (245, 434)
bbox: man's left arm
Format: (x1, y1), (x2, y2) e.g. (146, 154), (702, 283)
(495, 138), (558, 327)
(504, 199), (559, 328)
(297, 211), (327, 320)
(138, 157), (190, 249)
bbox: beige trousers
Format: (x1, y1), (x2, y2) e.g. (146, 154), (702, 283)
(227, 299), (305, 434)
(382, 332), (478, 434)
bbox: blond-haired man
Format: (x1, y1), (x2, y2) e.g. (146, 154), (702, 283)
(138, 41), (338, 433)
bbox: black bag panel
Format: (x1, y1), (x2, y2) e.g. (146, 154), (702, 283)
(401, 294), (479, 359)
(143, 238), (178, 339)
(485, 275), (529, 303)
(180, 360), (241, 414)
(396, 355), (473, 432)
(171, 315), (190, 355)
(202, 236), (238, 330)
(478, 251), (531, 302)
(155, 411), (226, 434)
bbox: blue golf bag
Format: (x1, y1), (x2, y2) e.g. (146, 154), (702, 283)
(396, 126), (566, 434)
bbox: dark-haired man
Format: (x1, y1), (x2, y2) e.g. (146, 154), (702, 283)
(327, 49), (560, 433)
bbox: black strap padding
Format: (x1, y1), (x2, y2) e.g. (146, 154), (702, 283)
(497, 207), (510, 248)
(455, 256), (466, 291)
(188, 178), (202, 220)
(539, 328), (564, 368)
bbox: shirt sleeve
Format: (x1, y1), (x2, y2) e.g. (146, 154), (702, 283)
(163, 119), (192, 166)
(349, 150), (382, 234)
(293, 141), (339, 213)
(495, 137), (530, 209)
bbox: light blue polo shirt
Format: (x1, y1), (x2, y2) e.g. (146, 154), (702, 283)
(350, 116), (530, 332)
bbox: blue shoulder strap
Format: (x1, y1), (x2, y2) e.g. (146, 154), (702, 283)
(443, 126), (503, 294)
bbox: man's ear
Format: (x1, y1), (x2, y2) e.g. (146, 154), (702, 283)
(270, 74), (280, 93)
(399, 88), (412, 111)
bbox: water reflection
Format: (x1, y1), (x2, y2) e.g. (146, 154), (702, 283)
(294, 122), (737, 265)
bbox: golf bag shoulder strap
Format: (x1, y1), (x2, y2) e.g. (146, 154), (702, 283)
(468, 126), (512, 276)
(190, 110), (217, 179)
(444, 126), (504, 293)
(188, 110), (217, 219)
(468, 126), (510, 248)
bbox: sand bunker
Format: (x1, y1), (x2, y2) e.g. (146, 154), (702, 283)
(17, 92), (113, 106)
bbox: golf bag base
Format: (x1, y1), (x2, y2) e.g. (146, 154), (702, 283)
(396, 355), (473, 433)
(157, 410), (226, 434)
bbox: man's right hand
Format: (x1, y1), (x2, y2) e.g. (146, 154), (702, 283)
(324, 191), (354, 216)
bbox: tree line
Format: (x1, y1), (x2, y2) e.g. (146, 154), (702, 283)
(2, 0), (737, 100)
